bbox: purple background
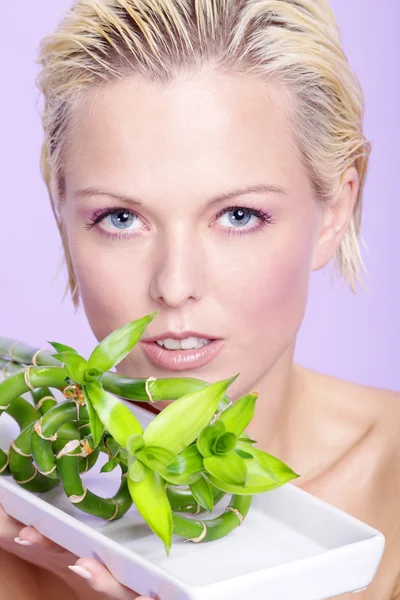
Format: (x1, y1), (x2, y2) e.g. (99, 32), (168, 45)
(1, 1), (399, 391)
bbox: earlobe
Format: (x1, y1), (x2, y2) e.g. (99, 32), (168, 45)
(311, 166), (359, 272)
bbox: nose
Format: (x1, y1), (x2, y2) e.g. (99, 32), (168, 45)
(149, 229), (204, 308)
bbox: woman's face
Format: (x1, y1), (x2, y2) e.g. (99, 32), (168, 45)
(60, 70), (324, 404)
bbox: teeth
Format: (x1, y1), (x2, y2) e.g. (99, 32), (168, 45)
(156, 337), (212, 350)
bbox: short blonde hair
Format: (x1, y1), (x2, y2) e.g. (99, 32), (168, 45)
(36, 0), (371, 311)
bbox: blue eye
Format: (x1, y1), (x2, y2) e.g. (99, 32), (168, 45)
(215, 206), (274, 237)
(84, 204), (274, 240)
(108, 210), (136, 230)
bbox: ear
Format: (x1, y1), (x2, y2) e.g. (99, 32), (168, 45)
(311, 166), (360, 272)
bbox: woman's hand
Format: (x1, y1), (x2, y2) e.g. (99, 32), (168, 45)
(0, 503), (158, 600)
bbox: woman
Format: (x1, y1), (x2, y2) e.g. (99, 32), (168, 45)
(1, 0), (399, 598)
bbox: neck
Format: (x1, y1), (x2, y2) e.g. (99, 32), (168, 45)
(243, 344), (307, 461)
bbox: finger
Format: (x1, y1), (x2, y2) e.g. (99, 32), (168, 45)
(69, 557), (159, 600)
(0, 503), (25, 541)
(16, 526), (67, 553)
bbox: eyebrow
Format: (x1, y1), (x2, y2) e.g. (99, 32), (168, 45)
(74, 183), (289, 207)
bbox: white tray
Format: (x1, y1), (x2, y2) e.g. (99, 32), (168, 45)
(0, 392), (385, 600)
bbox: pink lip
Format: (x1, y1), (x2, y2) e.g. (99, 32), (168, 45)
(141, 331), (221, 342)
(139, 339), (224, 371)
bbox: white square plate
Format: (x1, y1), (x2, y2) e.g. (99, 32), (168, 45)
(0, 389), (385, 600)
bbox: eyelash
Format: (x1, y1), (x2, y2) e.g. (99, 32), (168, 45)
(83, 204), (275, 241)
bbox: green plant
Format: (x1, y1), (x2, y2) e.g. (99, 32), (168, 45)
(0, 311), (299, 555)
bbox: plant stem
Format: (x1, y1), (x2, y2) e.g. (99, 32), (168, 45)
(0, 339), (232, 411)
(0, 339), (254, 548)
(172, 494), (252, 541)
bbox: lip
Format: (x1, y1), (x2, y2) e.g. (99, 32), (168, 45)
(139, 339), (224, 371)
(141, 331), (221, 342)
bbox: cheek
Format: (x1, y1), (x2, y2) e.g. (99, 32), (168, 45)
(65, 225), (134, 338)
(226, 225), (315, 349)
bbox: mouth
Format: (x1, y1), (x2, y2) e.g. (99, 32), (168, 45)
(139, 339), (224, 371)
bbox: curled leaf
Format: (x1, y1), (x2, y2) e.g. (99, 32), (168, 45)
(197, 420), (226, 458)
(126, 434), (145, 456)
(211, 432), (237, 455)
(83, 368), (103, 383)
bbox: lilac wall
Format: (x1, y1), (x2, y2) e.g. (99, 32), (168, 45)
(1, 1), (398, 390)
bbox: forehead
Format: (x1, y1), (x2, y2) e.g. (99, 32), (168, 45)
(64, 70), (309, 200)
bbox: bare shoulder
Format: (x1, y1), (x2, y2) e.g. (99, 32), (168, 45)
(351, 380), (399, 455)
(299, 369), (400, 599)
(301, 364), (400, 445)
(297, 364), (400, 519)
(330, 371), (399, 475)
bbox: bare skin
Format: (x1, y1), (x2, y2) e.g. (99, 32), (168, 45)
(1, 69), (399, 598)
(282, 367), (400, 599)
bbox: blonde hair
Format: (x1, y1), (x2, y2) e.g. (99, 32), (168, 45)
(36, 0), (371, 311)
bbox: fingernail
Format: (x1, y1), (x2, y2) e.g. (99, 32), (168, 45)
(68, 565), (93, 580)
(14, 537), (35, 546)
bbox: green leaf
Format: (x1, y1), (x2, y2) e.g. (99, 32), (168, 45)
(235, 448), (254, 459)
(238, 435), (257, 444)
(189, 474), (214, 512)
(158, 467), (202, 486)
(138, 446), (176, 467)
(127, 463), (173, 555)
(105, 436), (121, 458)
(85, 433), (95, 450)
(236, 441), (300, 482)
(82, 388), (104, 448)
(217, 391), (258, 437)
(206, 454), (299, 495)
(48, 341), (79, 354)
(128, 458), (147, 482)
(166, 444), (204, 474)
(136, 447), (178, 478)
(204, 452), (247, 486)
(84, 368), (103, 383)
(100, 456), (120, 473)
(211, 432), (237, 455)
(87, 311), (159, 373)
(117, 447), (129, 467)
(126, 434), (145, 456)
(142, 375), (239, 455)
(85, 381), (143, 448)
(196, 420), (226, 458)
(51, 351), (88, 384)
